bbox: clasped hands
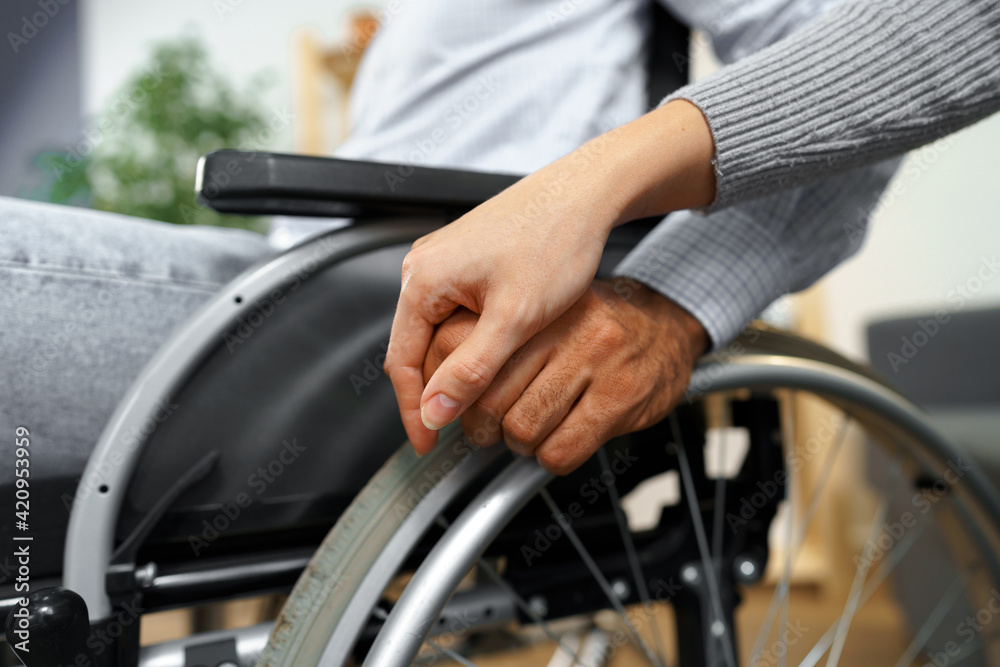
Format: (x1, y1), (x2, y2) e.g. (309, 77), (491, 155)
(382, 99), (715, 474)
(419, 278), (707, 474)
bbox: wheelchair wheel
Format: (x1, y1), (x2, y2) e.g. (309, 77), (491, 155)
(257, 330), (1000, 667)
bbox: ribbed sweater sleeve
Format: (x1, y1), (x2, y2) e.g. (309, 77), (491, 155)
(666, 0), (1000, 210)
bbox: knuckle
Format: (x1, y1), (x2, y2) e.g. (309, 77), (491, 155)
(432, 321), (472, 359)
(448, 356), (493, 393)
(400, 253), (416, 280)
(536, 447), (573, 476)
(594, 318), (629, 348)
(462, 410), (502, 447)
(502, 411), (538, 448)
(382, 351), (397, 376)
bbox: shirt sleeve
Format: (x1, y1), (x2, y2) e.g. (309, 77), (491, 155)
(665, 0), (1000, 210)
(613, 158), (900, 349)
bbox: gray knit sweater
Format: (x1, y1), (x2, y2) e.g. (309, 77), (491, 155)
(668, 0), (1000, 210)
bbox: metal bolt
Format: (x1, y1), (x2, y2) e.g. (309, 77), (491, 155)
(711, 620), (726, 637)
(134, 562), (158, 589)
(734, 554), (760, 583)
(611, 578), (630, 601)
(528, 595), (549, 618)
(681, 565), (699, 583)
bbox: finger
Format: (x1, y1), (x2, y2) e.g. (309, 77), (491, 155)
(461, 341), (552, 448)
(423, 309), (479, 383)
(533, 392), (615, 475)
(386, 298), (445, 455)
(501, 365), (589, 456)
(420, 308), (536, 431)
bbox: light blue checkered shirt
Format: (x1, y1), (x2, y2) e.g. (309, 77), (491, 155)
(315, 0), (900, 349)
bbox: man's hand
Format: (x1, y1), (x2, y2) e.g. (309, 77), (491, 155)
(422, 279), (709, 474)
(383, 100), (715, 456)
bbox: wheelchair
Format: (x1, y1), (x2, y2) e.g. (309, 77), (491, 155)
(2, 150), (998, 667)
(6, 11), (1000, 667)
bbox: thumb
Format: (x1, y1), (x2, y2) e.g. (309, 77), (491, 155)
(419, 310), (529, 434)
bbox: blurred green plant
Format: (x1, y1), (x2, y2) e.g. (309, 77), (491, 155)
(32, 36), (277, 233)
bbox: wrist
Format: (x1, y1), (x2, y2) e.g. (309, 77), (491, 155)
(608, 276), (709, 358)
(605, 100), (717, 224)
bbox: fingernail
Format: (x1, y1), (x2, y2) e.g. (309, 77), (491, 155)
(421, 393), (461, 430)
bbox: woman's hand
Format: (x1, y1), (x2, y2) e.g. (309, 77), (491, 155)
(385, 100), (715, 455)
(422, 279), (708, 473)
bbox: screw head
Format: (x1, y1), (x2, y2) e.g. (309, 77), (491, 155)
(681, 565), (699, 583)
(135, 562), (158, 589)
(734, 554), (760, 583)
(711, 620), (726, 637)
(528, 595), (548, 618)
(611, 578), (630, 600)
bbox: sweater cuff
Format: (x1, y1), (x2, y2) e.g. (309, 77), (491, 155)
(612, 208), (791, 351)
(664, 0), (1000, 211)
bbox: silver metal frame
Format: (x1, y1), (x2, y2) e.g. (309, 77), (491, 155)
(354, 353), (1000, 667)
(361, 457), (553, 667)
(317, 444), (507, 666)
(64, 220), (441, 620)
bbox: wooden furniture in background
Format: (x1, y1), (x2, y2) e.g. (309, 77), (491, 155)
(294, 11), (380, 154)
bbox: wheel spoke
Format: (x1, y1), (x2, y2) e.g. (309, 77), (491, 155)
(778, 394), (797, 667)
(824, 458), (903, 667)
(947, 632), (1000, 667)
(670, 414), (738, 667)
(797, 503), (942, 667)
(434, 516), (593, 667)
(749, 415), (852, 666)
(373, 607), (482, 667)
(711, 416), (729, 564)
(538, 488), (664, 667)
(892, 574), (966, 667)
(426, 638), (482, 667)
(597, 447), (669, 667)
(778, 467), (793, 667)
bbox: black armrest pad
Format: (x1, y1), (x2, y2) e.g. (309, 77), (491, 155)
(196, 150), (522, 218)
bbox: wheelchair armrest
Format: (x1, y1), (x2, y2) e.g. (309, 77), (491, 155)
(195, 150), (523, 219)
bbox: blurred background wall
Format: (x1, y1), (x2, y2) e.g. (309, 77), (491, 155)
(0, 0), (82, 197)
(79, 0), (361, 147)
(820, 117), (1000, 358)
